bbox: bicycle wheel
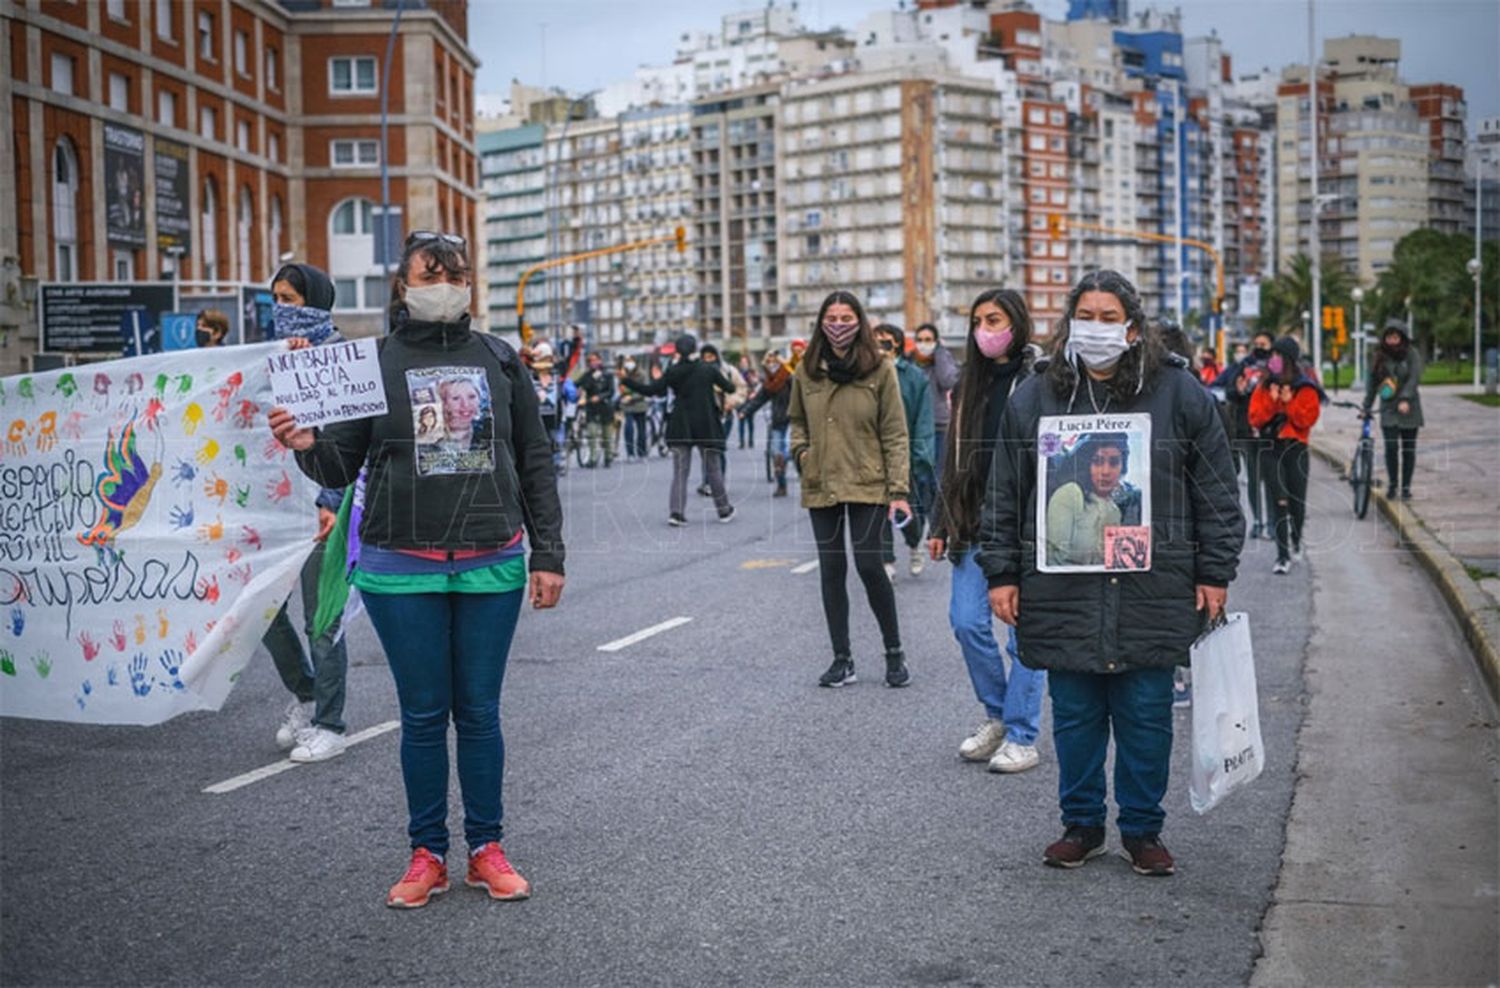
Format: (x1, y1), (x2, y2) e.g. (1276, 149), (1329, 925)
(1351, 438), (1373, 519)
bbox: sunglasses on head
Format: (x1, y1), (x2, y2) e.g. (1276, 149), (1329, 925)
(405, 230), (468, 251)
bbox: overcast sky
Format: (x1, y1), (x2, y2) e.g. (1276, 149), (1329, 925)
(470, 0), (1500, 124)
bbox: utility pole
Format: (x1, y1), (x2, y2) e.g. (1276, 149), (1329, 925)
(1308, 0), (1322, 374)
(1473, 150), (1484, 391)
(1169, 79), (1183, 321)
(378, 0), (407, 321)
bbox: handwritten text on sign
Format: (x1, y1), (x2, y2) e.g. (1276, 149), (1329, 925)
(266, 338), (387, 428)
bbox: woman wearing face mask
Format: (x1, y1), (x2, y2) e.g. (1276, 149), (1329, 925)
(195, 309), (231, 348)
(738, 349), (795, 496)
(978, 270), (1243, 876)
(790, 290), (913, 689)
(1361, 319), (1424, 500)
(268, 232), (566, 909)
(260, 263), (351, 764)
(619, 355), (651, 462)
(1248, 336), (1324, 575)
(928, 289), (1047, 774)
(912, 323), (960, 473)
(1212, 331), (1277, 539)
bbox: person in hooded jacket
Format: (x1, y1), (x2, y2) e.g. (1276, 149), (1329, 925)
(912, 323), (960, 476)
(1361, 319), (1424, 500)
(873, 323), (935, 578)
(621, 333), (737, 525)
(269, 232), (565, 909)
(1212, 331), (1276, 539)
(929, 288), (1048, 774)
(739, 349), (795, 496)
(1248, 336), (1324, 575)
(978, 269), (1242, 877)
(260, 263), (352, 764)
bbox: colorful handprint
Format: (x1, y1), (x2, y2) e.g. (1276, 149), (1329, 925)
(110, 620), (127, 652)
(195, 437), (220, 465)
(78, 632), (100, 662)
(129, 654), (152, 696)
(240, 526), (262, 551)
(168, 503), (194, 530)
(132, 614), (147, 646)
(267, 470), (293, 503)
(203, 472), (229, 505)
(232, 399), (260, 429)
(171, 459), (197, 486)
(196, 575), (220, 604)
(196, 515), (224, 543)
(34, 411), (58, 452)
(182, 403), (205, 436)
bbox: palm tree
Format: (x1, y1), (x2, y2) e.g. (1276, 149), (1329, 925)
(1256, 253), (1354, 337)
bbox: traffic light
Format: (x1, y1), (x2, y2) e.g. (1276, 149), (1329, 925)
(1322, 305), (1334, 330)
(1334, 307), (1347, 345)
(1047, 213), (1065, 240)
(674, 226), (687, 253)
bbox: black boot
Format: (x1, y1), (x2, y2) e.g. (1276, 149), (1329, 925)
(773, 479), (788, 497)
(883, 648), (910, 688)
(818, 655), (856, 688)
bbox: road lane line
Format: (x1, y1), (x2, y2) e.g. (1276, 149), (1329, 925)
(202, 720), (400, 795)
(597, 616), (693, 653)
(791, 560), (819, 574)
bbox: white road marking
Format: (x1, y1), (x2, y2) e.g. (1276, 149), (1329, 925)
(202, 720), (400, 795)
(791, 560), (819, 574)
(597, 616), (693, 653)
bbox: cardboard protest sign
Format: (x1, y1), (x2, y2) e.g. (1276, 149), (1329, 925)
(0, 344), (321, 724)
(265, 337), (387, 428)
(1036, 413), (1152, 573)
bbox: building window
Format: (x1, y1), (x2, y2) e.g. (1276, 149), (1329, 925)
(200, 104), (217, 140)
(158, 88), (177, 127)
(236, 119), (251, 152)
(106, 0), (128, 22)
(234, 30), (249, 77)
(202, 177), (220, 281)
(269, 195), (285, 263)
(155, 0), (174, 40)
(237, 187), (254, 283)
(53, 140), (80, 281)
(113, 250), (135, 280)
(109, 72), (129, 112)
(268, 132), (281, 163)
(330, 56), (377, 95)
(197, 11), (216, 62)
(50, 53), (75, 96)
(330, 198), (383, 310)
(331, 139), (380, 167)
(266, 47), (279, 90)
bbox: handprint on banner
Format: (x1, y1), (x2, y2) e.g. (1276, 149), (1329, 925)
(212, 372), (244, 421)
(196, 515), (224, 543)
(157, 650), (186, 691)
(203, 473), (229, 505)
(78, 632), (100, 662)
(92, 372), (112, 399)
(175, 374), (194, 396)
(171, 459), (197, 486)
(106, 663), (119, 687)
(184, 630), (198, 656)
(240, 526), (262, 551)
(53, 374), (78, 399)
(61, 410), (86, 440)
(226, 563), (253, 585)
(132, 614), (147, 646)
(263, 435), (288, 461)
(196, 575), (220, 604)
(267, 470), (293, 504)
(128, 654), (151, 697)
(16, 378), (33, 400)
(124, 372), (144, 396)
(31, 652), (51, 679)
(234, 484), (251, 509)
(75, 679), (93, 711)
(142, 398), (166, 432)
(233, 444), (248, 468)
(181, 403), (205, 436)
(195, 438), (220, 465)
(168, 504), (194, 530)
(156, 609), (169, 640)
(152, 374), (170, 400)
(8, 607), (22, 636)
(226, 546), (243, 564)
(0, 650), (13, 676)
(6, 418), (30, 457)
(110, 620), (127, 652)
(233, 400), (259, 429)
(34, 411), (58, 452)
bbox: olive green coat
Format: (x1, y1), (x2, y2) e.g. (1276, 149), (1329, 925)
(789, 359), (910, 509)
(1362, 347), (1425, 430)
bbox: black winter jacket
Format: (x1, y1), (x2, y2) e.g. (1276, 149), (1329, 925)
(977, 361), (1242, 672)
(293, 314), (566, 574)
(740, 380), (793, 429)
(622, 357), (734, 449)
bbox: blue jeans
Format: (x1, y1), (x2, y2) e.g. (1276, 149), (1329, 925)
(768, 425), (790, 482)
(624, 411), (648, 458)
(948, 549), (1046, 744)
(361, 589), (524, 856)
(262, 540), (347, 733)
(1048, 667), (1175, 837)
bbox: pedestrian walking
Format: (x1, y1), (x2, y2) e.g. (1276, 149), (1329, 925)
(912, 322), (960, 474)
(261, 262), (351, 764)
(698, 344), (744, 489)
(1362, 318), (1424, 500)
(739, 349), (794, 496)
(529, 342), (576, 473)
(738, 360), (759, 449)
(979, 269), (1243, 876)
(579, 351), (616, 469)
(621, 333), (736, 526)
(619, 355), (651, 462)
(873, 324), (935, 578)
(1248, 336), (1324, 575)
(268, 231), (566, 908)
(1212, 331), (1276, 539)
(928, 288), (1047, 774)
(790, 290), (913, 689)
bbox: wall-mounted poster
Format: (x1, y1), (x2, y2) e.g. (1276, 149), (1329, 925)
(154, 139), (191, 254)
(104, 124), (146, 248)
(1036, 413), (1152, 573)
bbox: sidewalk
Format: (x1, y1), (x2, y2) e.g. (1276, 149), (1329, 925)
(1310, 383), (1500, 697)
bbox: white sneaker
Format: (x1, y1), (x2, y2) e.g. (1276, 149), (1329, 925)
(909, 545), (925, 576)
(884, 562), (897, 581)
(275, 699), (312, 750)
(1272, 560), (1290, 575)
(959, 719), (1007, 761)
(1291, 544), (1305, 563)
(289, 726), (347, 763)
(988, 739), (1040, 774)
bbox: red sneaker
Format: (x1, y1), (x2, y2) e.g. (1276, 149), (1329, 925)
(386, 848), (449, 909)
(466, 842), (531, 901)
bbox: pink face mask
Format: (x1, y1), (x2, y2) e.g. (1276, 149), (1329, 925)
(822, 321), (860, 348)
(1267, 354), (1285, 376)
(975, 328), (1013, 359)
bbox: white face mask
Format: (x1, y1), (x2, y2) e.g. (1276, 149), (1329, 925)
(1067, 319), (1133, 371)
(404, 282), (471, 323)
(625, 360), (637, 371)
(915, 341), (937, 357)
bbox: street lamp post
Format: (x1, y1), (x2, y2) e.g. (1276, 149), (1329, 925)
(1351, 285), (1365, 388)
(1301, 309), (1311, 350)
(379, 0), (407, 316)
(1472, 152), (1485, 391)
(1470, 256), (1483, 390)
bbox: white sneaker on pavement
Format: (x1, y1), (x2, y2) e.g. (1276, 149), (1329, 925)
(959, 719), (1007, 761)
(289, 726), (347, 763)
(909, 545), (925, 576)
(884, 562), (898, 581)
(275, 699), (312, 751)
(988, 739), (1040, 774)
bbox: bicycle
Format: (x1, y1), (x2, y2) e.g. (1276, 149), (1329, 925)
(1332, 401), (1375, 519)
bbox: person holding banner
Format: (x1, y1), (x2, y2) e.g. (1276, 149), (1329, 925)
(260, 263), (352, 763)
(978, 270), (1242, 877)
(269, 231), (565, 910)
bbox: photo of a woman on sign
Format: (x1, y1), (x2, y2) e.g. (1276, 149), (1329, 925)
(438, 376), (485, 451)
(414, 404), (442, 444)
(405, 366), (496, 475)
(1038, 419), (1151, 572)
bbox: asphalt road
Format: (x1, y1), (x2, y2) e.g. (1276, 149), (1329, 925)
(2, 442), (1314, 986)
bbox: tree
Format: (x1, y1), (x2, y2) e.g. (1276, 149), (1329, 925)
(1256, 253), (1355, 338)
(1372, 229), (1494, 366)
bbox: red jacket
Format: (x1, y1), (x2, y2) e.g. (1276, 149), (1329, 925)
(1248, 382), (1321, 444)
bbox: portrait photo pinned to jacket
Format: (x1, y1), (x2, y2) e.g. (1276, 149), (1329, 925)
(1037, 414), (1151, 572)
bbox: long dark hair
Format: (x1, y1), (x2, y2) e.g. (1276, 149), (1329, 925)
(803, 290), (883, 381)
(937, 288), (1033, 542)
(1044, 269), (1162, 404)
(389, 238), (472, 321)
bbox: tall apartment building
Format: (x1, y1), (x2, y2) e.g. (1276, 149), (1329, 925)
(1411, 83), (1468, 235)
(1, 0), (478, 367)
(618, 105), (695, 346)
(545, 116), (626, 343)
(478, 124), (546, 339)
(692, 85), (782, 345)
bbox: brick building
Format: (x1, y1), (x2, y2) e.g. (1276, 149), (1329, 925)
(1, 0), (478, 372)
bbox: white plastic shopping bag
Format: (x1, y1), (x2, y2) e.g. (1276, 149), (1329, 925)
(1188, 612), (1264, 813)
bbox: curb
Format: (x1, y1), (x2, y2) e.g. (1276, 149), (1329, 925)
(1309, 438), (1500, 703)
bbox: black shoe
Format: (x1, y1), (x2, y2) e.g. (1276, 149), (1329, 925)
(668, 514), (688, 527)
(1043, 825), (1107, 868)
(1386, 482), (1398, 499)
(818, 655), (856, 688)
(1400, 488), (1412, 501)
(883, 649), (910, 688)
(697, 484), (712, 497)
(1120, 834), (1175, 876)
(773, 482), (788, 497)
(1249, 522), (1262, 539)
(717, 506), (736, 524)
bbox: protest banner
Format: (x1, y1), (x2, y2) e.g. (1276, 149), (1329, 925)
(0, 343), (321, 725)
(265, 337), (388, 428)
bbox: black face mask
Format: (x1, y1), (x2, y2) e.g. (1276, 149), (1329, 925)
(1252, 347), (1272, 361)
(196, 329), (213, 347)
(879, 341), (895, 354)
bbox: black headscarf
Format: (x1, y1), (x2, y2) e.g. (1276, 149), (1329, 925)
(271, 263), (336, 312)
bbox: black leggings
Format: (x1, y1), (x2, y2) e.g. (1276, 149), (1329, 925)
(1382, 426), (1418, 491)
(1262, 441), (1309, 563)
(809, 502), (902, 656)
(1233, 437), (1270, 527)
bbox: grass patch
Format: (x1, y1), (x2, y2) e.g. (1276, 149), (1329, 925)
(1316, 359), (1490, 390)
(1465, 564), (1500, 583)
(1459, 393), (1500, 408)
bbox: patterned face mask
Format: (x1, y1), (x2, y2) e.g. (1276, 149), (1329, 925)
(271, 303), (335, 345)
